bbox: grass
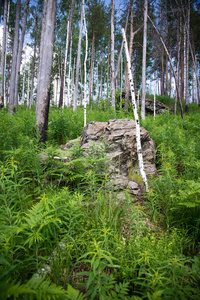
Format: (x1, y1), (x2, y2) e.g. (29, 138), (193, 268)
(0, 100), (200, 299)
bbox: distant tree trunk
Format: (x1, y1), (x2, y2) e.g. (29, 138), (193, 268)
(59, 0), (74, 108)
(89, 30), (95, 101)
(185, 1), (190, 113)
(29, 7), (38, 108)
(9, 0), (21, 114)
(115, 0), (130, 81)
(189, 40), (200, 107)
(141, 0), (148, 120)
(110, 0), (115, 109)
(83, 0), (88, 126)
(125, 0), (133, 110)
(148, 15), (184, 120)
(0, 0), (8, 106)
(14, 0), (29, 107)
(36, 0), (57, 142)
(73, 0), (84, 111)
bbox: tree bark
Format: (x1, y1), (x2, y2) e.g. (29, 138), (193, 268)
(122, 27), (149, 192)
(59, 0), (74, 108)
(36, 0), (57, 142)
(89, 30), (95, 101)
(110, 0), (115, 109)
(141, 0), (148, 120)
(0, 0), (8, 107)
(29, 6), (38, 108)
(73, 0), (84, 111)
(9, 0), (21, 114)
(14, 0), (29, 107)
(83, 0), (88, 126)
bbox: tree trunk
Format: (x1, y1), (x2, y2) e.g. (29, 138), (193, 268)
(9, 0), (21, 114)
(83, 0), (88, 126)
(73, 0), (84, 111)
(122, 28), (149, 192)
(185, 1), (190, 113)
(29, 7), (38, 108)
(36, 0), (57, 142)
(148, 15), (184, 120)
(141, 0), (148, 120)
(14, 0), (29, 107)
(0, 0), (8, 107)
(110, 0), (115, 109)
(59, 0), (74, 108)
(89, 30), (95, 101)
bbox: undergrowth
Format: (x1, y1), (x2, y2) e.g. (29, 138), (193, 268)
(0, 104), (200, 299)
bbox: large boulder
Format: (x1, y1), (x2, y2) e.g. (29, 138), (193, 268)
(80, 119), (157, 197)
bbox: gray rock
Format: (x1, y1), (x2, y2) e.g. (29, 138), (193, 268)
(80, 119), (157, 196)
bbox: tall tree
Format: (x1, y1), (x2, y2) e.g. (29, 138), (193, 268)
(141, 0), (148, 120)
(73, 0), (84, 111)
(110, 0), (115, 109)
(58, 0), (74, 108)
(14, 0), (30, 107)
(9, 0), (21, 114)
(36, 0), (57, 142)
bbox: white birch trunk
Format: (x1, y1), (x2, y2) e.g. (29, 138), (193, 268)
(122, 28), (149, 192)
(67, 36), (72, 107)
(14, 0), (29, 107)
(73, 0), (84, 111)
(83, 0), (88, 127)
(0, 0), (8, 106)
(9, 0), (21, 114)
(141, 0), (148, 120)
(3, 0), (10, 106)
(110, 0), (115, 109)
(62, 20), (70, 108)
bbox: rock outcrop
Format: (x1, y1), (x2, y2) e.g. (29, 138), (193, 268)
(78, 119), (157, 197)
(120, 92), (171, 114)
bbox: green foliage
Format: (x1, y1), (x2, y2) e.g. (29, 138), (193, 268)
(0, 105), (200, 299)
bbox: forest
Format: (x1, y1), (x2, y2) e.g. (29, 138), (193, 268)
(0, 0), (200, 299)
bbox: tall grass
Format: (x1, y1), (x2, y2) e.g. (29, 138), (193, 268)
(0, 103), (200, 298)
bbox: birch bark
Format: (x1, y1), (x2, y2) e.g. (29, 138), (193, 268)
(83, 0), (88, 127)
(73, 0), (84, 111)
(141, 0), (148, 120)
(9, 0), (21, 114)
(110, 0), (115, 109)
(59, 0), (74, 108)
(14, 0), (29, 107)
(0, 0), (8, 106)
(29, 7), (38, 108)
(122, 28), (149, 192)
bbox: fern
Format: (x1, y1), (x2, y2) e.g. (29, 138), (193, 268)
(177, 180), (200, 208)
(1, 275), (68, 299)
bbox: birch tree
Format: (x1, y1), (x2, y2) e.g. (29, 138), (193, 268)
(0, 0), (9, 107)
(29, 6), (38, 108)
(14, 0), (29, 107)
(9, 0), (21, 114)
(141, 0), (148, 120)
(83, 0), (88, 127)
(122, 27), (149, 192)
(36, 0), (57, 142)
(73, 0), (84, 111)
(110, 0), (115, 109)
(59, 0), (74, 108)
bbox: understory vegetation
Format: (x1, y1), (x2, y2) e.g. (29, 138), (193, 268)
(0, 98), (200, 299)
